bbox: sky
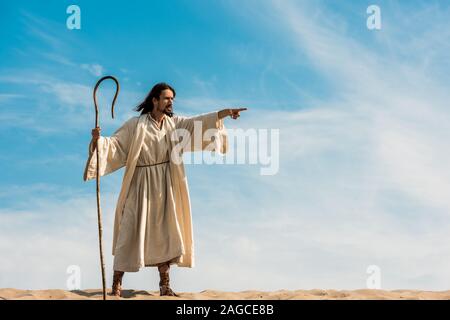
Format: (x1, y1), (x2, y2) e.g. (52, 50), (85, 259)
(1, 0), (450, 292)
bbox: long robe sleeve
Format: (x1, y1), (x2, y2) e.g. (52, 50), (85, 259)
(172, 111), (228, 154)
(83, 117), (138, 181)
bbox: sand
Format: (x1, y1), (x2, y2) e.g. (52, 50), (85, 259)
(1, 288), (449, 300)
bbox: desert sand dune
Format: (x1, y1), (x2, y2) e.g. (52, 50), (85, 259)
(1, 288), (449, 300)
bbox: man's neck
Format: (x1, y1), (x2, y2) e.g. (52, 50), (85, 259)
(150, 110), (165, 124)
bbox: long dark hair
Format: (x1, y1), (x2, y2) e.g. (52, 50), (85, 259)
(134, 82), (176, 115)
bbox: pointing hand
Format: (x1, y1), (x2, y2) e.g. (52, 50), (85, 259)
(229, 108), (247, 120)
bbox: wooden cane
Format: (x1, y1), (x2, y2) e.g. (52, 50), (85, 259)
(93, 76), (119, 300)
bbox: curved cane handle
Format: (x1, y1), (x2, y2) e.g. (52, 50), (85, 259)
(93, 76), (120, 127)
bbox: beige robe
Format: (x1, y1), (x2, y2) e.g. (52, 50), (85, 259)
(83, 111), (228, 270)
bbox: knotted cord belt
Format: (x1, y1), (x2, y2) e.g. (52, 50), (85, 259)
(135, 160), (170, 168)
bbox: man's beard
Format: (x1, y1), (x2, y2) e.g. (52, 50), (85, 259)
(163, 109), (174, 117)
(163, 105), (174, 117)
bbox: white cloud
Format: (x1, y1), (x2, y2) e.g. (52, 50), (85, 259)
(0, 191), (117, 290)
(202, 0), (450, 290)
(0, 94), (24, 103)
(80, 63), (104, 77)
(1, 175), (449, 292)
(0, 72), (140, 134)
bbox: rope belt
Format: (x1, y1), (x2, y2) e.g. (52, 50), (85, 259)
(135, 160), (170, 168)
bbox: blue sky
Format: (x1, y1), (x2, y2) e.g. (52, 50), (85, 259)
(1, 0), (450, 292)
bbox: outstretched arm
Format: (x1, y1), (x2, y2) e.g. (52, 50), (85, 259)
(172, 108), (246, 154)
(218, 108), (248, 120)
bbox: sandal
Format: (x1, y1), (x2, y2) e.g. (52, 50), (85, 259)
(111, 271), (124, 297)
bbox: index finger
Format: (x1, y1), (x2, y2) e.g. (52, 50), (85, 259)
(236, 108), (248, 111)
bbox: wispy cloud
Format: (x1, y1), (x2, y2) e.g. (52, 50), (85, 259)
(0, 93), (25, 103)
(204, 0), (450, 290)
(80, 63), (104, 77)
(0, 70), (141, 134)
(0, 190), (117, 290)
(0, 11), (138, 134)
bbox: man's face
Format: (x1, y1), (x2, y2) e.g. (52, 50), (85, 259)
(153, 89), (174, 116)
